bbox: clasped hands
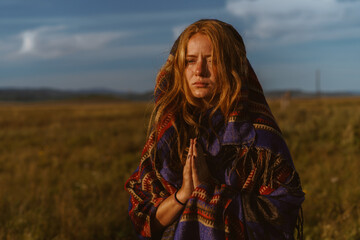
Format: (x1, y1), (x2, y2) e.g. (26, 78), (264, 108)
(176, 138), (212, 204)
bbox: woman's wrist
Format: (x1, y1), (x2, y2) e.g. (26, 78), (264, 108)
(174, 190), (186, 206)
(175, 189), (189, 206)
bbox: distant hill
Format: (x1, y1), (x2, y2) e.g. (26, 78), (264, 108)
(0, 88), (153, 102)
(0, 88), (358, 102)
(264, 90), (360, 99)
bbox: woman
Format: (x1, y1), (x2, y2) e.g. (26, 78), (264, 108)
(125, 19), (304, 239)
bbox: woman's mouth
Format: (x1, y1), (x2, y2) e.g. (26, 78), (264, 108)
(193, 82), (208, 87)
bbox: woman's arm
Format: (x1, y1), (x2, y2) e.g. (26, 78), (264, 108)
(151, 192), (186, 234)
(151, 139), (196, 234)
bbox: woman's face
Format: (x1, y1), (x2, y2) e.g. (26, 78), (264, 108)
(185, 33), (216, 100)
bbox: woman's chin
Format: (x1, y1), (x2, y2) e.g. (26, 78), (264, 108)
(192, 91), (212, 99)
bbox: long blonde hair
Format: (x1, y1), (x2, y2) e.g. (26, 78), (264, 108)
(149, 19), (249, 170)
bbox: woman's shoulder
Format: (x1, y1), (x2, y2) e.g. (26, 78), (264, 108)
(251, 120), (292, 162)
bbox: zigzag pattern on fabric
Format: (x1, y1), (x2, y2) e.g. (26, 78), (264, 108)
(259, 164), (292, 195)
(180, 185), (234, 232)
(125, 149), (177, 237)
(253, 123), (282, 138)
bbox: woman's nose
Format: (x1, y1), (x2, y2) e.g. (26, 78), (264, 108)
(195, 59), (206, 76)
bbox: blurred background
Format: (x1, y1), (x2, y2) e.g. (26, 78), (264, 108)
(1, 0), (359, 95)
(0, 0), (360, 239)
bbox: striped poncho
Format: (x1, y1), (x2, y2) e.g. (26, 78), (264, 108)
(125, 56), (305, 239)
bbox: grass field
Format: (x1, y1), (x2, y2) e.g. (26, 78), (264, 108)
(0, 98), (359, 239)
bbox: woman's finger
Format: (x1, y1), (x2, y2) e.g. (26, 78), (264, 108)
(192, 138), (214, 188)
(193, 138), (198, 158)
(179, 139), (194, 202)
(191, 153), (198, 189)
(188, 138), (194, 158)
(184, 139), (193, 178)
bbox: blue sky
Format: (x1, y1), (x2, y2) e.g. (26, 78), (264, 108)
(0, 0), (359, 93)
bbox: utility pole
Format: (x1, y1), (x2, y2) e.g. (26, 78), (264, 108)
(316, 69), (321, 97)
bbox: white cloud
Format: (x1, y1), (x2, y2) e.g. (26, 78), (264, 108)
(54, 44), (170, 62)
(0, 33), (169, 67)
(14, 26), (130, 59)
(226, 0), (360, 46)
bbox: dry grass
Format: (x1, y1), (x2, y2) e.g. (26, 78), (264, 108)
(270, 97), (360, 240)
(0, 101), (152, 239)
(0, 98), (359, 239)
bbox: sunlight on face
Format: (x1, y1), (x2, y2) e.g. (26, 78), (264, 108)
(185, 33), (216, 100)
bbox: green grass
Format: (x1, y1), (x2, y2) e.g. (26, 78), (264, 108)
(0, 98), (359, 239)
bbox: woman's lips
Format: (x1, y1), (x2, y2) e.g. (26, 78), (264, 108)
(193, 82), (208, 87)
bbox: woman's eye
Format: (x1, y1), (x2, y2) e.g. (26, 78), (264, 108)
(186, 59), (196, 64)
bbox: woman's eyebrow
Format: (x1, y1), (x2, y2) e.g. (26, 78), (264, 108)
(186, 54), (212, 57)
